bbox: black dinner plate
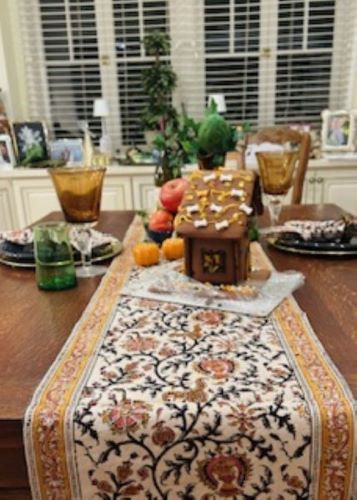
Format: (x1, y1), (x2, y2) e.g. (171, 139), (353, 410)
(0, 239), (123, 268)
(267, 235), (357, 256)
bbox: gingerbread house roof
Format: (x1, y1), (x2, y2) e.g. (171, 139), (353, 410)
(175, 169), (261, 240)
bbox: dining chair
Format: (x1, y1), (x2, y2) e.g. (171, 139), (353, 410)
(240, 127), (311, 204)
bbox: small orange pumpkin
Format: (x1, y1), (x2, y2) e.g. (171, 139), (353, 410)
(133, 242), (160, 267)
(162, 237), (184, 261)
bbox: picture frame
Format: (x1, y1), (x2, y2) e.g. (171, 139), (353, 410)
(321, 109), (355, 152)
(0, 134), (16, 169)
(11, 121), (49, 165)
(49, 138), (83, 163)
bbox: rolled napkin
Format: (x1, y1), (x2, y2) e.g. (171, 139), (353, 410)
(261, 217), (356, 242)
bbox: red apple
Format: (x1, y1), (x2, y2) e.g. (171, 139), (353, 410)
(159, 178), (189, 214)
(148, 209), (174, 232)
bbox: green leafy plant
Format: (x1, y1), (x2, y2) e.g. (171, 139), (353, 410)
(197, 101), (238, 168)
(141, 32), (178, 131)
(152, 113), (200, 184)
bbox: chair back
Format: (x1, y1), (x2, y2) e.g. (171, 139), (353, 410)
(241, 127), (311, 204)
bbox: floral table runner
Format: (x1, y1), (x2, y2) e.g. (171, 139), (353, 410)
(24, 217), (356, 499)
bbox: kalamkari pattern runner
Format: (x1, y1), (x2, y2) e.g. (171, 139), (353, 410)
(24, 217), (356, 499)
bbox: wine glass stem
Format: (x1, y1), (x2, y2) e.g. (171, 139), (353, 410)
(81, 250), (92, 272)
(268, 196), (282, 226)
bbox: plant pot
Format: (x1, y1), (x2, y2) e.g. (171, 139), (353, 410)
(197, 153), (215, 170)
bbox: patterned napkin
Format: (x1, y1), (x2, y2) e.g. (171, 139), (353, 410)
(0, 227), (117, 249)
(261, 218), (357, 242)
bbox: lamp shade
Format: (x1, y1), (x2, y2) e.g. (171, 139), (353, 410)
(208, 93), (226, 113)
(93, 98), (109, 117)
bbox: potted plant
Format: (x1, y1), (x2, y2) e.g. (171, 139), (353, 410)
(141, 31), (177, 145)
(152, 113), (200, 186)
(197, 102), (238, 169)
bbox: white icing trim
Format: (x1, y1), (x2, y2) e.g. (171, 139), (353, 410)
(209, 203), (222, 213)
(240, 203), (253, 215)
(186, 204), (199, 213)
(215, 220), (229, 231)
(231, 188), (244, 198)
(194, 219), (208, 228)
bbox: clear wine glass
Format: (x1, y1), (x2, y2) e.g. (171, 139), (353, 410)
(256, 150), (298, 226)
(48, 166), (107, 278)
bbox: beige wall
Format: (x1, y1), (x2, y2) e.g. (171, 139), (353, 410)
(0, 0), (28, 120)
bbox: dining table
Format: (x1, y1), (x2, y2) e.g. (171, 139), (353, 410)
(0, 204), (356, 499)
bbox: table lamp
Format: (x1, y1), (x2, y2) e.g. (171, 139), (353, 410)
(93, 98), (112, 155)
(208, 93), (227, 113)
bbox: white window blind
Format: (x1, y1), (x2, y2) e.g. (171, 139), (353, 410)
(20, 0), (356, 148)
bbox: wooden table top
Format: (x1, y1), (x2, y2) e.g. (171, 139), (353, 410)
(0, 205), (356, 497)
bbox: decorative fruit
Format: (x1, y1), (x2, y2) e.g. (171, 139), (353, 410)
(162, 237), (184, 261)
(133, 242), (160, 267)
(148, 209), (174, 232)
(159, 178), (189, 213)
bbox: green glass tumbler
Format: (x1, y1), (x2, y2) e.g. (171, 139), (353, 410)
(34, 222), (77, 291)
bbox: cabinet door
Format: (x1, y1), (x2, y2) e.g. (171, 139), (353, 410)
(12, 178), (61, 227)
(102, 177), (133, 210)
(0, 180), (17, 230)
(302, 176), (316, 204)
(316, 170), (357, 213)
(132, 175), (159, 211)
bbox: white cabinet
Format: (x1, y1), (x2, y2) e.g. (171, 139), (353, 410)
(0, 179), (17, 229)
(102, 177), (133, 210)
(302, 160), (357, 213)
(131, 175), (159, 211)
(0, 161), (355, 230)
(12, 178), (61, 227)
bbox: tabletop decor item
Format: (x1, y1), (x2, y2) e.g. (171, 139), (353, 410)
(93, 97), (112, 156)
(11, 121), (49, 165)
(321, 109), (356, 152)
(48, 166), (108, 277)
(50, 138), (83, 163)
(33, 222), (77, 291)
(175, 169), (263, 284)
(24, 216), (356, 500)
(0, 133), (16, 169)
(256, 150), (298, 226)
(197, 101), (238, 169)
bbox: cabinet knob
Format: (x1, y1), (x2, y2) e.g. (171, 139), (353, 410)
(308, 177), (315, 184)
(316, 177), (323, 184)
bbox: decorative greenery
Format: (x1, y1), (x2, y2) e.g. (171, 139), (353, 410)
(152, 112), (200, 183)
(141, 32), (178, 131)
(197, 101), (238, 168)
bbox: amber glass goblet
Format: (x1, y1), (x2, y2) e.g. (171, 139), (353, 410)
(48, 166), (107, 278)
(256, 151), (298, 226)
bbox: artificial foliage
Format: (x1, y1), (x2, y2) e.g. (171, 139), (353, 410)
(197, 101), (238, 168)
(141, 32), (178, 131)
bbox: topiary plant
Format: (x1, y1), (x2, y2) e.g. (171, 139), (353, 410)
(197, 101), (238, 169)
(141, 31), (178, 132)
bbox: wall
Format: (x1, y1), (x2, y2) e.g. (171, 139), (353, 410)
(0, 0), (28, 120)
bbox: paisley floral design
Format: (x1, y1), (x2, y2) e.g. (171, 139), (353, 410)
(101, 399), (151, 434)
(24, 218), (356, 500)
(195, 357), (235, 379)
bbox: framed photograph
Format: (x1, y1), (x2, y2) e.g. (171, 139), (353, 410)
(50, 138), (83, 163)
(12, 121), (49, 165)
(321, 109), (355, 151)
(0, 134), (16, 169)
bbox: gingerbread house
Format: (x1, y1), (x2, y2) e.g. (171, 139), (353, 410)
(175, 169), (262, 285)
